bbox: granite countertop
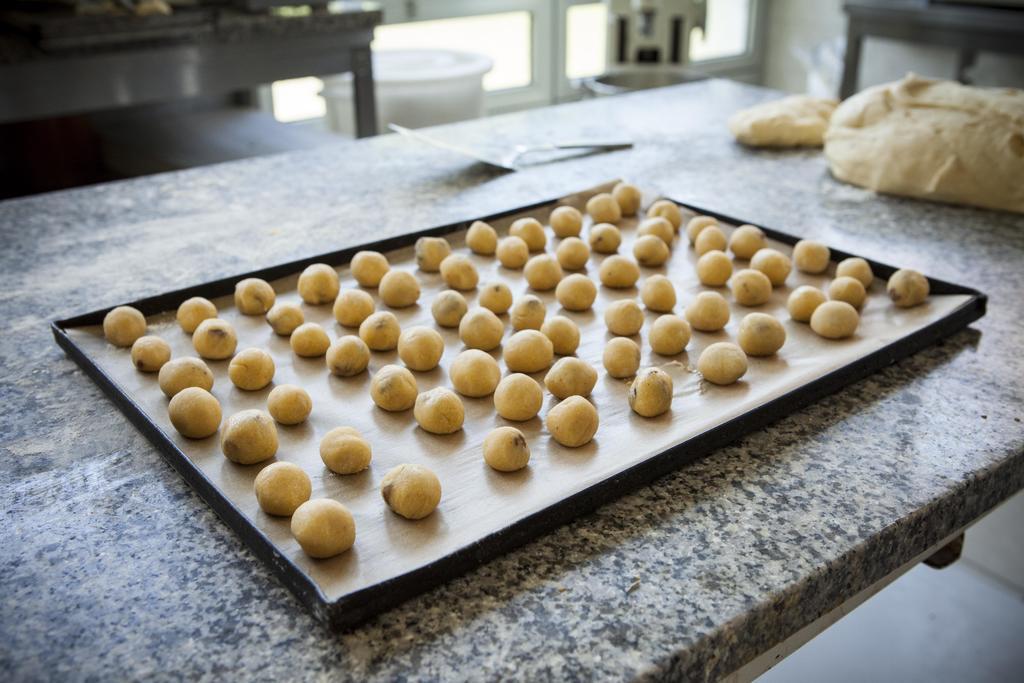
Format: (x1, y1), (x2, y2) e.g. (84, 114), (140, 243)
(1, 80), (1022, 681)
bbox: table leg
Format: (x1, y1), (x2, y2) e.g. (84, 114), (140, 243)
(839, 22), (863, 99)
(351, 45), (378, 138)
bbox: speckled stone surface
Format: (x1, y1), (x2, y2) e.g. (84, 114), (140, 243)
(1, 80), (1022, 681)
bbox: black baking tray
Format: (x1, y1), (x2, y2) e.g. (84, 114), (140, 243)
(51, 192), (987, 629)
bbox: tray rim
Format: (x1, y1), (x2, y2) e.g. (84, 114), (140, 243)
(51, 188), (988, 629)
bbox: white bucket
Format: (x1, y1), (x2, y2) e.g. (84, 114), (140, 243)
(321, 49), (493, 136)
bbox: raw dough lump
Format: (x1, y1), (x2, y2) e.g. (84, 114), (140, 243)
(604, 299), (644, 336)
(730, 268), (773, 306)
(696, 250), (733, 287)
(750, 248), (792, 286)
(398, 326), (445, 371)
(221, 409), (278, 464)
(381, 464), (442, 520)
(319, 426), (372, 474)
(415, 236), (451, 272)
(603, 337), (641, 378)
(729, 225), (767, 259)
(599, 255), (640, 289)
(828, 276), (867, 309)
(228, 347), (275, 390)
(728, 95), (838, 147)
(379, 270), (421, 307)
(545, 396), (599, 447)
(686, 216), (718, 245)
(359, 311), (401, 351)
(414, 387), (465, 434)
(556, 237), (591, 271)
(586, 193), (622, 224)
(483, 427), (531, 472)
(459, 307), (504, 351)
(836, 257), (874, 288)
(479, 282), (513, 314)
(494, 373), (543, 421)
(648, 199), (684, 231)
(524, 254), (564, 291)
(694, 225), (727, 256)
(326, 335), (370, 376)
(176, 297), (217, 334)
(649, 314), (691, 356)
(633, 235), (670, 267)
(793, 240), (830, 274)
(103, 306), (147, 347)
(640, 275), (677, 312)
(544, 357), (598, 400)
(628, 367), (674, 418)
(810, 301), (859, 339)
(267, 302), (305, 336)
(467, 220), (498, 255)
(440, 254), (479, 291)
(589, 223), (622, 254)
(168, 387), (222, 439)
(267, 384), (312, 424)
(351, 250), (390, 287)
(290, 322), (330, 357)
(431, 290), (468, 328)
(555, 273), (597, 311)
(638, 217), (675, 245)
(510, 217), (547, 252)
(550, 206), (583, 238)
(510, 295), (546, 331)
(193, 318), (238, 360)
(450, 349), (502, 397)
(158, 357), (214, 398)
(685, 291), (730, 332)
(738, 313), (786, 356)
(131, 336), (171, 372)
(297, 263), (340, 305)
(254, 462), (311, 517)
(887, 268), (930, 308)
(504, 330), (554, 373)
(333, 289), (375, 328)
(234, 278), (276, 315)
(291, 499), (356, 558)
(497, 236), (530, 269)
(541, 315), (581, 355)
(613, 182), (642, 216)
(698, 343), (748, 385)
(787, 285), (827, 322)
(370, 365), (418, 412)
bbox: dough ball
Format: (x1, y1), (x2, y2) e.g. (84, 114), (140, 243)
(648, 199), (684, 230)
(193, 318), (238, 360)
(504, 330), (554, 373)
(496, 236), (530, 269)
(828, 276), (867, 309)
(599, 255), (640, 289)
(290, 499), (355, 558)
(359, 311), (401, 351)
(220, 409), (278, 464)
(887, 268), (930, 308)
(440, 254), (479, 291)
(613, 182), (642, 216)
(556, 236), (591, 271)
(729, 95), (837, 147)
(509, 217), (547, 252)
(266, 302), (304, 336)
(415, 236), (452, 272)
(103, 306), (147, 347)
(836, 257), (874, 288)
(228, 347), (275, 390)
(483, 427), (531, 472)
(638, 217), (675, 245)
(633, 234), (671, 267)
(550, 206), (583, 238)
(332, 289), (375, 328)
(467, 220), (498, 255)
(686, 215), (718, 244)
(729, 225), (767, 259)
(431, 289), (468, 328)
(450, 349), (502, 397)
(544, 357), (598, 399)
(738, 312), (787, 356)
(398, 326), (445, 371)
(131, 335), (171, 372)
(266, 384), (312, 425)
(351, 250), (390, 287)
(649, 314), (691, 356)
(168, 387), (222, 439)
(510, 295), (547, 331)
(493, 373), (543, 421)
(685, 291), (730, 331)
(326, 335), (370, 376)
(750, 248), (792, 286)
(381, 464), (442, 520)
(787, 285), (827, 322)
(604, 299), (644, 336)
(555, 273), (597, 311)
(586, 193), (621, 224)
(589, 222), (622, 254)
(254, 462), (311, 517)
(603, 337), (641, 378)
(414, 387), (465, 434)
(297, 263), (340, 305)
(695, 225), (728, 256)
(793, 239), (831, 274)
(696, 250), (733, 286)
(235, 278), (276, 315)
(541, 315), (581, 355)
(319, 426), (372, 474)
(640, 274), (677, 312)
(698, 342), (748, 385)
(459, 307), (504, 351)
(810, 301), (860, 339)
(290, 322), (330, 357)
(524, 254), (564, 291)
(370, 364), (418, 411)
(545, 396), (599, 448)
(730, 268), (773, 306)
(628, 367), (674, 418)
(176, 297), (216, 334)
(158, 357), (214, 398)
(479, 282), (513, 314)
(379, 270), (421, 307)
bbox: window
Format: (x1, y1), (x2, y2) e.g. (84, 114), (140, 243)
(690, 0), (752, 61)
(565, 3), (607, 81)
